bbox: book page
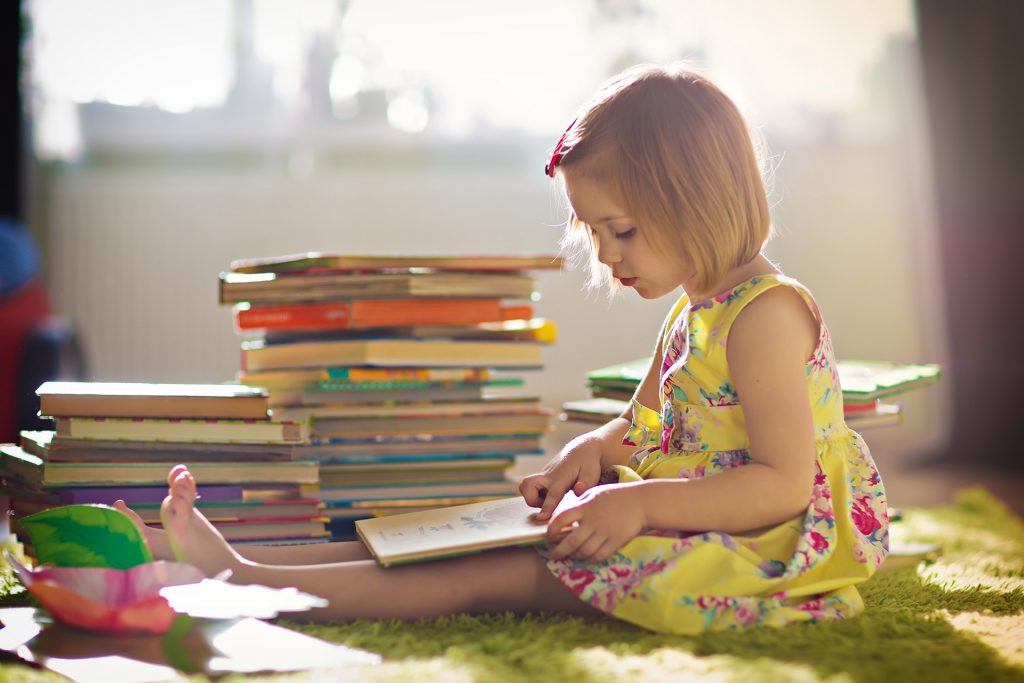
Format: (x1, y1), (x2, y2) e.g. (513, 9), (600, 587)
(356, 493), (578, 565)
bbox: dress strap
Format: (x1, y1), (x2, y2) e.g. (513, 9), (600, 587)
(712, 274), (824, 339)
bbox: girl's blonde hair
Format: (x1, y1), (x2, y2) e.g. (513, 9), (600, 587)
(555, 63), (771, 296)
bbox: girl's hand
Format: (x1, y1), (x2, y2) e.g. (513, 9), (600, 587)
(546, 484), (645, 563)
(519, 443), (603, 521)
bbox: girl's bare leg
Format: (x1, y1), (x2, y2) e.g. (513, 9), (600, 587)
(113, 497), (371, 564)
(160, 465), (601, 621)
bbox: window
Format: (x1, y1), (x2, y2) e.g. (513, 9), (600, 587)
(27, 0), (915, 160)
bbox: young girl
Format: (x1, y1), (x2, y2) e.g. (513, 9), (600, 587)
(117, 63), (888, 634)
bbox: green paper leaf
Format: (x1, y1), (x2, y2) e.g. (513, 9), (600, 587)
(18, 504), (154, 569)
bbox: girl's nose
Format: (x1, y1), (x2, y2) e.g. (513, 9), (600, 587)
(596, 239), (621, 265)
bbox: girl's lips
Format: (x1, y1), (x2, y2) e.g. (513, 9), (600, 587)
(620, 277), (637, 286)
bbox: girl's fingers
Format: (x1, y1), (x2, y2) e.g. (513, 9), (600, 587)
(518, 476), (548, 507)
(549, 524), (594, 561)
(592, 538), (621, 564)
(574, 533), (606, 561)
(537, 483), (571, 521)
(546, 506), (581, 541)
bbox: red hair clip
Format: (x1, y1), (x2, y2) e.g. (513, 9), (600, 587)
(544, 118), (577, 178)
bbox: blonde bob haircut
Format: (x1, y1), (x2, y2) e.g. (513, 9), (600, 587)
(554, 63), (771, 296)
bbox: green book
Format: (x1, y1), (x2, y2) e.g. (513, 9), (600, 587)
(585, 358), (941, 405)
(835, 361), (941, 404)
(585, 358), (649, 392)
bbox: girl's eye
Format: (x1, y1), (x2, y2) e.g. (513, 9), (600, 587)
(614, 228), (637, 240)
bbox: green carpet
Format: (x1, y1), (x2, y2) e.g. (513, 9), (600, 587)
(2, 486), (1022, 682)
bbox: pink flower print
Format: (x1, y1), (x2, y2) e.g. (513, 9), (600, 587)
(851, 496), (882, 536)
(607, 564), (632, 580)
(814, 469), (827, 487)
(810, 351), (828, 372)
(563, 568), (596, 597)
(852, 540), (869, 565)
(809, 531), (829, 553)
(734, 604), (759, 627)
(797, 598), (828, 619)
(697, 595), (731, 611)
(813, 497), (835, 522)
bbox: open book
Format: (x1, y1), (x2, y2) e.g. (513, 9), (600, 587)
(355, 493), (577, 567)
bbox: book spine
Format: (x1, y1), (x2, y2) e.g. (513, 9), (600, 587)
(55, 417), (307, 444)
(235, 299), (509, 331)
(236, 302), (354, 330)
(325, 367), (490, 382)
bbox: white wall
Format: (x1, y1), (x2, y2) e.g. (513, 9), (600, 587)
(36, 135), (950, 464)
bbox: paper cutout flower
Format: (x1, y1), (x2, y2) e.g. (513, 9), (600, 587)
(17, 504), (153, 569)
(6, 552), (204, 635)
(160, 578), (328, 620)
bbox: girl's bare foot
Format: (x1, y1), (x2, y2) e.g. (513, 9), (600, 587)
(160, 464), (243, 578)
(112, 499), (175, 560)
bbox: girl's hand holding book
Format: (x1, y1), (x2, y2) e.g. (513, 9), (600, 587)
(519, 442), (604, 521)
(545, 484), (645, 563)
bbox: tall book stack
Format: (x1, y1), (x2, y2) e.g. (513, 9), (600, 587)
(12, 381), (329, 546)
(221, 253), (563, 539)
(561, 358), (941, 430)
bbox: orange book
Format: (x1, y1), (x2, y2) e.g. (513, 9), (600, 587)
(234, 299), (532, 331)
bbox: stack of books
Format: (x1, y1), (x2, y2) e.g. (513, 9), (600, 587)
(222, 252), (563, 538)
(0, 442), (54, 539)
(13, 381), (329, 546)
(562, 358), (941, 430)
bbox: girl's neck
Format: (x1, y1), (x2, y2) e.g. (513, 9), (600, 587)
(685, 254), (779, 302)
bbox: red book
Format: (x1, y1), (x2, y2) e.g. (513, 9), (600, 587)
(234, 299), (531, 331)
(843, 399), (880, 414)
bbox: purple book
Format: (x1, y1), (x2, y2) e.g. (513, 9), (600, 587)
(56, 484), (244, 506)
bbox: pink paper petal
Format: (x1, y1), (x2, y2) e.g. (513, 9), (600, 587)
(6, 553), (205, 635)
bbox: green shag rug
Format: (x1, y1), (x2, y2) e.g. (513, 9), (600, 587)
(2, 486), (1022, 682)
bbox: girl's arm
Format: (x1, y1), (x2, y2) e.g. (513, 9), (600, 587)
(548, 286), (819, 560)
(521, 333), (664, 520)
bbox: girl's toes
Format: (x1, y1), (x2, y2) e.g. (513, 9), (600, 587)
(168, 463), (189, 487)
(169, 467), (198, 503)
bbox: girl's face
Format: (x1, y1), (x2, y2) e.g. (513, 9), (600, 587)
(564, 171), (691, 299)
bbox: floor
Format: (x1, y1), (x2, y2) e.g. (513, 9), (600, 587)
(875, 459), (1024, 517)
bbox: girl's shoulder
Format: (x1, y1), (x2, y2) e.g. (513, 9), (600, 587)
(694, 274), (822, 328)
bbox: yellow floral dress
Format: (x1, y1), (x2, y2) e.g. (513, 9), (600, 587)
(540, 274), (889, 633)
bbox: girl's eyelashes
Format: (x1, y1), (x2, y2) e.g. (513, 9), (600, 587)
(614, 227), (637, 240)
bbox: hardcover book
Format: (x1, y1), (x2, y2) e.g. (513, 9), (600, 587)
(835, 361), (942, 404)
(262, 318), (558, 345)
(240, 338), (544, 371)
(310, 410), (552, 440)
(42, 459), (319, 486)
(36, 382), (270, 419)
(355, 493), (577, 566)
(315, 479), (520, 505)
(218, 271), (537, 305)
(229, 252), (564, 274)
(233, 299), (535, 332)
(53, 416), (307, 444)
(20, 430), (297, 463)
(584, 358), (941, 405)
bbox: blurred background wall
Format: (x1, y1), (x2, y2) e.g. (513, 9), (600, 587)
(6, 0), (1020, 469)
